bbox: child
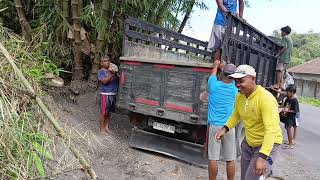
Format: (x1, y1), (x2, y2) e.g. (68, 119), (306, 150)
(97, 56), (119, 134)
(279, 84), (299, 149)
(274, 26), (293, 89)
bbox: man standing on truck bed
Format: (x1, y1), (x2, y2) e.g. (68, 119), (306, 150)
(207, 60), (238, 180)
(215, 65), (283, 180)
(208, 0), (244, 61)
(274, 26), (293, 89)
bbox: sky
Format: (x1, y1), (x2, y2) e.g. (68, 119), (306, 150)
(183, 0), (319, 41)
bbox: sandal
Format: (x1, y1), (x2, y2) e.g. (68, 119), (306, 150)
(282, 145), (294, 149)
(283, 141), (295, 145)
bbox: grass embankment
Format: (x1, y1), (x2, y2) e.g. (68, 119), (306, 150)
(0, 25), (61, 179)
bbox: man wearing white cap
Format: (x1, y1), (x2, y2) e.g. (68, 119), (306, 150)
(215, 65), (283, 180)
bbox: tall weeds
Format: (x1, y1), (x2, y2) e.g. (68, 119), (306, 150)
(0, 24), (55, 179)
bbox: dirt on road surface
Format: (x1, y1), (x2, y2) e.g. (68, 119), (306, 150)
(43, 89), (319, 180)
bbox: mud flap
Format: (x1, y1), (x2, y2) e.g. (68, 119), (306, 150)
(129, 128), (208, 168)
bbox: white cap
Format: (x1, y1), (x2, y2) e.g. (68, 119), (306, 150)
(229, 65), (256, 79)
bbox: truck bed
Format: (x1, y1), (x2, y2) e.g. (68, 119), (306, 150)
(118, 15), (281, 125)
(118, 56), (211, 125)
(117, 15), (281, 166)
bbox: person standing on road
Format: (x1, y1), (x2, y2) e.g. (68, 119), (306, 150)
(97, 55), (119, 134)
(208, 0), (244, 61)
(215, 65), (283, 180)
(279, 84), (300, 149)
(207, 60), (238, 180)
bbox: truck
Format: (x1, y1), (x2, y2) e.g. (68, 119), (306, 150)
(117, 14), (281, 167)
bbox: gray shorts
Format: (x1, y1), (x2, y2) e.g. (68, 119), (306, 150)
(240, 139), (280, 180)
(207, 24), (225, 51)
(208, 125), (236, 161)
(276, 62), (288, 71)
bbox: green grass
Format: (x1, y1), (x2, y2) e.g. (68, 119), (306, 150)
(299, 97), (320, 107)
(0, 23), (54, 179)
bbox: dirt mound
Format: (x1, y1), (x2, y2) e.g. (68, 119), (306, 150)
(46, 89), (207, 179)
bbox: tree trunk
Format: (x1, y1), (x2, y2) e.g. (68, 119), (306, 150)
(177, 0), (195, 34)
(89, 0), (111, 82)
(154, 0), (172, 25)
(89, 33), (106, 82)
(14, 0), (32, 42)
(71, 0), (83, 80)
(63, 0), (70, 20)
(78, 0), (83, 17)
(62, 0), (70, 39)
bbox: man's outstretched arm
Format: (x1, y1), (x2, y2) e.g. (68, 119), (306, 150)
(216, 0), (228, 13)
(238, 0), (244, 18)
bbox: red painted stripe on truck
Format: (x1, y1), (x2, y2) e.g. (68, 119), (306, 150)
(164, 103), (193, 113)
(123, 61), (142, 65)
(120, 72), (125, 85)
(135, 98), (160, 106)
(192, 67), (211, 73)
(154, 64), (175, 69)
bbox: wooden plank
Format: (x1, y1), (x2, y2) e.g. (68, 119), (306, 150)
(266, 58), (276, 86)
(256, 52), (262, 84)
(125, 30), (213, 57)
(120, 56), (213, 68)
(230, 37), (277, 57)
(230, 14), (281, 46)
(125, 17), (208, 47)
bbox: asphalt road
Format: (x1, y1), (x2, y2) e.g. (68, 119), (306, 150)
(282, 103), (320, 168)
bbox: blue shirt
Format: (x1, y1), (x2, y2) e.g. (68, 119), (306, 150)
(208, 75), (238, 126)
(97, 68), (119, 93)
(214, 0), (238, 26)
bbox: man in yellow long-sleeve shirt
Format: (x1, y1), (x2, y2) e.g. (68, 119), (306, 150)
(215, 65), (282, 180)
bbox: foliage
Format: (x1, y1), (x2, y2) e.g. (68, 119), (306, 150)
(299, 97), (320, 107)
(0, 24), (54, 178)
(0, 0), (211, 177)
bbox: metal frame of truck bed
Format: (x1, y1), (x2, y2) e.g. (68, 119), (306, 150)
(118, 14), (281, 167)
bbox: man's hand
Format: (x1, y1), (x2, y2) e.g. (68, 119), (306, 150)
(255, 157), (267, 176)
(232, 12), (239, 17)
(270, 86), (281, 93)
(214, 127), (227, 141)
(283, 107), (289, 113)
(108, 69), (116, 76)
(211, 60), (221, 75)
(213, 60), (221, 67)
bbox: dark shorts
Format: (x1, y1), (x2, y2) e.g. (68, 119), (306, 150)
(100, 94), (116, 117)
(280, 115), (296, 128)
(285, 117), (296, 128)
(276, 63), (289, 71)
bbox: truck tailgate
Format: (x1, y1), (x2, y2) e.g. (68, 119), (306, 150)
(118, 59), (210, 125)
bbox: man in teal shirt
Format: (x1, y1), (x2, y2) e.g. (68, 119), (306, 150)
(275, 26), (293, 89)
(207, 60), (238, 180)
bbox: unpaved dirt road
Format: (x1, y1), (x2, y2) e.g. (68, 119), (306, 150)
(46, 90), (319, 180)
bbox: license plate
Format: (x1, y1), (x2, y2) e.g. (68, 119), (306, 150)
(153, 122), (175, 134)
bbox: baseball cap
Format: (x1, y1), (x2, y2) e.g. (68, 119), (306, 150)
(229, 65), (256, 79)
(222, 63), (237, 74)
